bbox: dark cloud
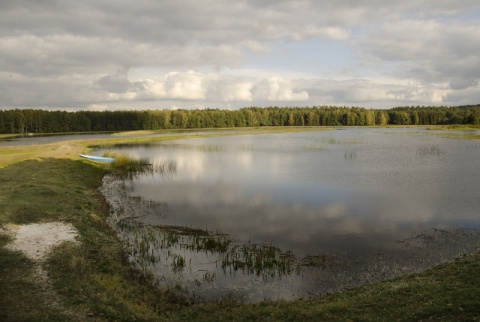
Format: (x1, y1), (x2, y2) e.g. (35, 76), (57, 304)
(449, 77), (478, 90)
(444, 86), (480, 104)
(0, 1), (479, 109)
(94, 75), (135, 93)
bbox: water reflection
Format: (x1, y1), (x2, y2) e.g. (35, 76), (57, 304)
(99, 128), (480, 301)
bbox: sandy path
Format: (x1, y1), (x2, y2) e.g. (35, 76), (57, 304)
(3, 222), (91, 320)
(5, 222), (78, 261)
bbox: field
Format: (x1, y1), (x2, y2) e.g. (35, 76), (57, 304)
(0, 128), (479, 321)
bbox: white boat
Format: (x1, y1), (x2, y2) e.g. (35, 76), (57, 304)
(79, 154), (115, 163)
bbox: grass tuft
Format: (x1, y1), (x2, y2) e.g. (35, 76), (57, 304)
(104, 152), (151, 173)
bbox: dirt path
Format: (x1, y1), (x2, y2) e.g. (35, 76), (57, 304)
(6, 222), (78, 261)
(4, 222), (91, 321)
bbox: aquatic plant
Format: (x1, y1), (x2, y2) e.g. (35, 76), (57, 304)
(201, 270), (216, 284)
(300, 254), (334, 269)
(173, 144), (223, 152)
(239, 144), (254, 150)
(304, 144), (325, 151)
(219, 242), (297, 281)
(104, 151), (151, 172)
(344, 150), (357, 160)
(152, 159), (177, 177)
(323, 136), (365, 145)
(104, 151), (178, 180)
(416, 144), (443, 156)
(172, 255), (186, 271)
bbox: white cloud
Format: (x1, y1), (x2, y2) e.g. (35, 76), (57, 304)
(162, 71), (209, 100)
(87, 104), (109, 111)
(210, 77), (254, 101)
(97, 72), (307, 103)
(141, 71), (212, 100)
(1, 1), (480, 109)
(253, 77), (309, 101)
(294, 78), (452, 107)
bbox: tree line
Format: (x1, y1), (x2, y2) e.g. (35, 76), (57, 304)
(0, 105), (479, 134)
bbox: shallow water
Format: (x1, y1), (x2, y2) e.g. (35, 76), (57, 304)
(99, 128), (480, 301)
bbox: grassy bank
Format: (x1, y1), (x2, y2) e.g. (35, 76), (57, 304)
(1, 129), (479, 321)
(425, 124), (480, 131)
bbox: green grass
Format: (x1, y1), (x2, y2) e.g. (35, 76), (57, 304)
(0, 129), (479, 321)
(0, 158), (180, 321)
(0, 134), (20, 139)
(0, 234), (72, 321)
(104, 151), (151, 172)
(426, 124), (480, 131)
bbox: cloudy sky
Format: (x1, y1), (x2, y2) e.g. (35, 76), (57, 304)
(1, 0), (480, 111)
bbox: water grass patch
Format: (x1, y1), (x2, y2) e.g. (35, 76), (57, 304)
(416, 144), (444, 156)
(104, 151), (151, 171)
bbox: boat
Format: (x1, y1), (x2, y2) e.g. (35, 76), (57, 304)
(79, 154), (115, 163)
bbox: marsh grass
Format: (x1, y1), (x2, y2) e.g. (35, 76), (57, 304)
(322, 136), (365, 145)
(466, 142), (479, 149)
(0, 133), (19, 139)
(301, 254), (335, 269)
(416, 144), (443, 156)
(163, 143), (223, 152)
(303, 144), (325, 151)
(152, 159), (177, 177)
(104, 151), (151, 171)
(106, 191), (354, 296)
(344, 150), (357, 160)
(239, 144), (254, 150)
(220, 243), (297, 281)
(466, 134), (480, 140)
(426, 124), (480, 131)
(102, 151), (178, 181)
(422, 125), (480, 141)
(105, 196), (305, 294)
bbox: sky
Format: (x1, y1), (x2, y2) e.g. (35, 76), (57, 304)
(1, 0), (480, 111)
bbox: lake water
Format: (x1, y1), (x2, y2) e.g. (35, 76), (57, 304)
(98, 128), (480, 302)
(0, 129), (243, 146)
(0, 133), (116, 146)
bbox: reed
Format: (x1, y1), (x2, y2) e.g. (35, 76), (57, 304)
(416, 144), (443, 156)
(172, 254), (186, 271)
(104, 151), (151, 172)
(426, 124), (480, 131)
(304, 144), (325, 151)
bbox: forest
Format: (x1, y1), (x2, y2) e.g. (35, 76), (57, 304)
(0, 105), (479, 134)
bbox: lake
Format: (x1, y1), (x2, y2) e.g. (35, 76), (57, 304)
(98, 128), (480, 302)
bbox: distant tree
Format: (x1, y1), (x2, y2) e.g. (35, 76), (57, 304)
(1, 105), (480, 134)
